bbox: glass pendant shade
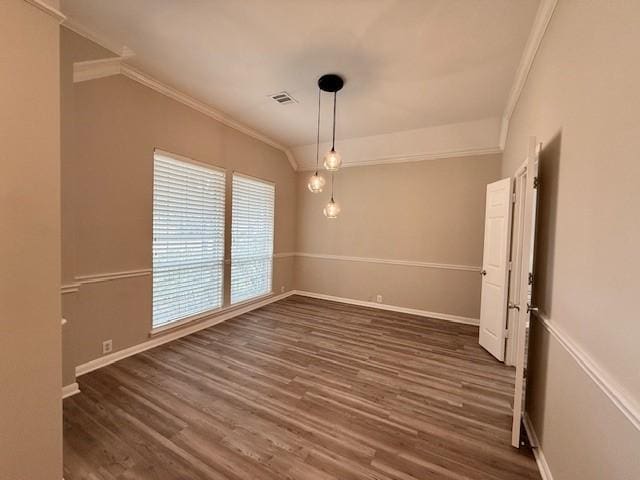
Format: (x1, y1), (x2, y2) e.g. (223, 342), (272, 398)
(323, 199), (341, 218)
(307, 172), (325, 193)
(323, 149), (342, 171)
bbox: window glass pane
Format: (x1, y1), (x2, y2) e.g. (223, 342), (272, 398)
(152, 152), (225, 328)
(231, 174), (275, 304)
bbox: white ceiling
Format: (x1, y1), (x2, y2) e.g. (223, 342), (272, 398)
(61, 0), (539, 148)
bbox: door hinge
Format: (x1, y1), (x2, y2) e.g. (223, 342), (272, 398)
(533, 176), (540, 189)
(528, 272), (534, 285)
(504, 328), (510, 339)
(512, 192), (516, 203)
(508, 261), (512, 271)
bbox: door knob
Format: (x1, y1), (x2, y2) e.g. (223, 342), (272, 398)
(508, 302), (520, 311)
(481, 270), (487, 276)
(527, 304), (539, 314)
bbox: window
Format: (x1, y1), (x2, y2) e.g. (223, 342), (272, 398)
(230, 173), (275, 304)
(152, 150), (225, 328)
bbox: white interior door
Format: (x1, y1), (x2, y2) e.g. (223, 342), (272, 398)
(479, 177), (513, 361)
(511, 138), (540, 447)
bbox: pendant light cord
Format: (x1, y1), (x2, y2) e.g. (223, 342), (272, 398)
(331, 91), (337, 151)
(315, 87), (321, 174)
(330, 173), (335, 202)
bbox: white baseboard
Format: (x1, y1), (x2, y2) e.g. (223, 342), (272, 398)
(62, 382), (80, 399)
(523, 413), (553, 480)
(292, 290), (480, 326)
(75, 291), (295, 377)
(74, 288), (477, 381)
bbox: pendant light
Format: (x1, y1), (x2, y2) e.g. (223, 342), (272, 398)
(323, 173), (341, 219)
(319, 74), (344, 171)
(307, 88), (325, 193)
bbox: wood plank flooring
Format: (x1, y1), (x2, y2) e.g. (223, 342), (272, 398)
(63, 295), (540, 480)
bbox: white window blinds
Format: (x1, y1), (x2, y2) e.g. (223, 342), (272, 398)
(231, 174), (275, 304)
(152, 151), (225, 328)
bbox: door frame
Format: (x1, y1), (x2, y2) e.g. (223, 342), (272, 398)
(504, 159), (529, 366)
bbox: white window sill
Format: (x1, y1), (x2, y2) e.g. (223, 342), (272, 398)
(149, 290), (274, 337)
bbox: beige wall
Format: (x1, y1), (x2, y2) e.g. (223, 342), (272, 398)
(0, 1), (62, 479)
(295, 154), (501, 319)
(501, 1), (640, 478)
(60, 29), (119, 386)
(61, 30), (296, 381)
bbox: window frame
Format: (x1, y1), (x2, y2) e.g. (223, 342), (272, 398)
(229, 171), (276, 305)
(151, 148), (227, 332)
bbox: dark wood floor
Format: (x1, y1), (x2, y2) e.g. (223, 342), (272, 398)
(63, 295), (540, 480)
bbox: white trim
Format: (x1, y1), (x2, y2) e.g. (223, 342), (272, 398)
(293, 290), (479, 326)
(71, 58), (298, 171)
(500, 0), (558, 148)
(23, 0), (66, 22)
(523, 413), (553, 480)
(62, 382), (80, 399)
(61, 283), (80, 294)
(535, 312), (640, 431)
(73, 57), (122, 83)
(284, 151), (298, 171)
(294, 252), (481, 273)
(298, 147), (503, 171)
(149, 291), (273, 336)
(75, 269), (152, 285)
(62, 18), (133, 57)
(273, 252), (296, 259)
(75, 291), (294, 377)
(121, 63), (297, 170)
(154, 148), (227, 174)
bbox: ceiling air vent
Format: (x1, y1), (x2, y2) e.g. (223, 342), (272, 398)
(269, 91), (297, 105)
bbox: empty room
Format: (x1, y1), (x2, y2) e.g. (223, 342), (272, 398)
(2, 0), (639, 479)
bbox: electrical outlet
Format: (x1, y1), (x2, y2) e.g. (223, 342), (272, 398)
(376, 294), (383, 303)
(281, 286), (285, 293)
(102, 339), (113, 355)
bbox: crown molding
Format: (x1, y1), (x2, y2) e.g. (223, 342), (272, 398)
(61, 17), (134, 57)
(72, 57), (298, 171)
(293, 117), (502, 170)
(297, 147), (503, 171)
(23, 0), (65, 22)
(500, 0), (558, 148)
(73, 57), (122, 83)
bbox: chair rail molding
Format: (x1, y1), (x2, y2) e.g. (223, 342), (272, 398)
(75, 268), (152, 285)
(273, 252), (296, 259)
(535, 312), (640, 431)
(61, 282), (81, 294)
(295, 252), (481, 273)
